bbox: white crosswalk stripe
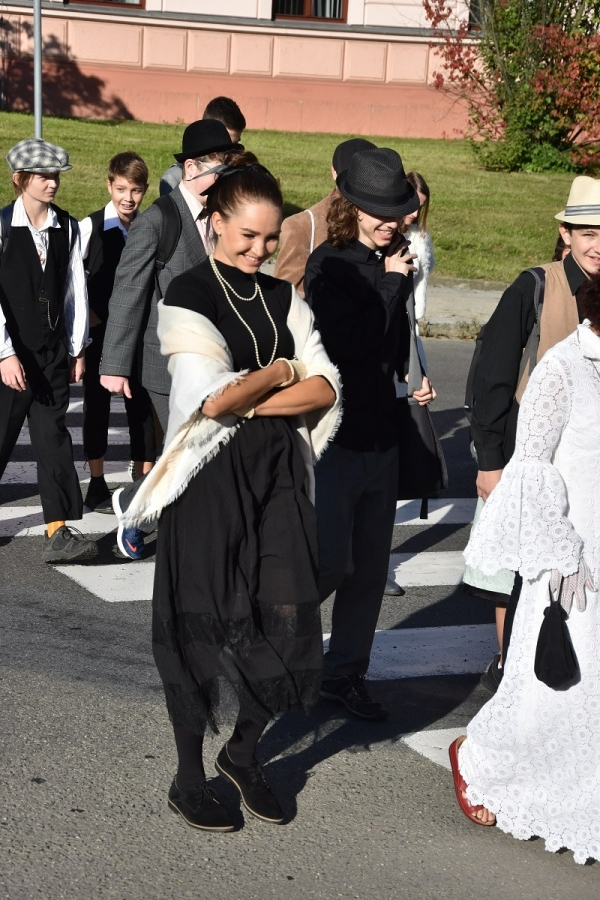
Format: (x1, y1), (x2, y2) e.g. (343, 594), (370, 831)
(1, 462), (131, 484)
(16, 426), (128, 445)
(389, 551), (466, 587)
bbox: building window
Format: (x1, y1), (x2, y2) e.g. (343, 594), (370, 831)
(273, 0), (347, 21)
(76, 0), (145, 7)
(468, 0), (482, 29)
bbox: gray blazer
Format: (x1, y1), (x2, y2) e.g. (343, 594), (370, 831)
(99, 187), (205, 395)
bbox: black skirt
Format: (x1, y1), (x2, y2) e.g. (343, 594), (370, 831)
(152, 416), (323, 734)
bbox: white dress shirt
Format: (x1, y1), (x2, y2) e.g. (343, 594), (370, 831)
(0, 196), (88, 360)
(178, 181), (215, 255)
(79, 200), (131, 261)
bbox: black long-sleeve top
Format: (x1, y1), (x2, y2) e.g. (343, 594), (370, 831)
(305, 238), (411, 451)
(471, 251), (587, 471)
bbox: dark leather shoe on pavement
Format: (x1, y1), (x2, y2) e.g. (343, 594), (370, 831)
(42, 526), (98, 563)
(215, 745), (285, 824)
(320, 674), (389, 721)
(384, 576), (405, 596)
(480, 653), (503, 694)
(83, 477), (114, 514)
(168, 778), (235, 832)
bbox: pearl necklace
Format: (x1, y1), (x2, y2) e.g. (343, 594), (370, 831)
(209, 254), (278, 369)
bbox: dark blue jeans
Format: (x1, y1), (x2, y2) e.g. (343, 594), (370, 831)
(315, 442), (399, 679)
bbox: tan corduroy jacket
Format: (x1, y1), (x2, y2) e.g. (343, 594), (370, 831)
(274, 191), (336, 298)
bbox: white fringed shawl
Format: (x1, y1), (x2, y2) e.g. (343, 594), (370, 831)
(123, 287), (342, 525)
(406, 224), (435, 321)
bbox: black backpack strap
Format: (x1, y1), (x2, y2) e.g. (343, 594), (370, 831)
(50, 203), (79, 256)
(517, 266), (547, 393)
(152, 194), (182, 300)
(0, 203), (14, 257)
(83, 209), (106, 276)
(528, 265), (546, 323)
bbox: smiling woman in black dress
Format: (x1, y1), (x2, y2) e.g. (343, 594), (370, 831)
(144, 156), (341, 832)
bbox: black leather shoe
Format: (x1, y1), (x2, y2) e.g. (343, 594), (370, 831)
(480, 653), (503, 694)
(167, 778), (235, 832)
(320, 674), (389, 721)
(83, 477), (113, 514)
(384, 576), (405, 596)
(215, 745), (285, 824)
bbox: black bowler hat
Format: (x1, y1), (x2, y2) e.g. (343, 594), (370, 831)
(173, 119), (235, 163)
(336, 147), (419, 217)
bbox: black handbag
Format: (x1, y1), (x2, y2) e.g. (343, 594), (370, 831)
(396, 285), (448, 513)
(396, 397), (448, 503)
(534, 578), (579, 689)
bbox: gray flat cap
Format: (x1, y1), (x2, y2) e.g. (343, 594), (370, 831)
(7, 138), (72, 174)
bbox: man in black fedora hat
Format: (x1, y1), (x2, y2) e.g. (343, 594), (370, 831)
(99, 119), (240, 559)
(159, 96), (246, 196)
(306, 147), (436, 721)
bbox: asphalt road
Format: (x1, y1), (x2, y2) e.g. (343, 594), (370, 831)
(1, 338), (599, 900)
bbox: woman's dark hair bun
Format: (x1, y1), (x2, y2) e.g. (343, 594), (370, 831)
(206, 151), (283, 219)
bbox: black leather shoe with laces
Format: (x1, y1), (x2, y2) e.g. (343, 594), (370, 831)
(215, 745), (285, 824)
(167, 778), (235, 832)
(42, 526), (98, 564)
(320, 674), (389, 721)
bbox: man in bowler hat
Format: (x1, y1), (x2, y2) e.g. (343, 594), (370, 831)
(99, 119), (239, 559)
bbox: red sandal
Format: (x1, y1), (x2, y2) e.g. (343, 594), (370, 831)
(448, 736), (495, 827)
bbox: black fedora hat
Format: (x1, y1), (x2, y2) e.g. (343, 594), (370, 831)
(174, 119), (235, 163)
(336, 147), (419, 217)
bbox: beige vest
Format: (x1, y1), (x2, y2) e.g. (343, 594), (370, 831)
(515, 261), (580, 402)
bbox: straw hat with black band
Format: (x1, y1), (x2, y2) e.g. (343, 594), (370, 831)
(336, 147), (419, 218)
(555, 176), (600, 226)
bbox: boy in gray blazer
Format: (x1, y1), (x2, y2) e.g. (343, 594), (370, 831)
(100, 119), (238, 558)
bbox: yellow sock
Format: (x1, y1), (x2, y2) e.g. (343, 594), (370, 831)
(46, 520), (66, 538)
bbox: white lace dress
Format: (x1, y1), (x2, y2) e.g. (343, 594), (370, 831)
(461, 324), (600, 864)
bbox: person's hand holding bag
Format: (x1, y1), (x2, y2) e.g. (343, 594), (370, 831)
(550, 559), (595, 614)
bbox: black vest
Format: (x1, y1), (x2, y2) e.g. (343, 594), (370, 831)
(0, 203), (70, 353)
(84, 208), (126, 321)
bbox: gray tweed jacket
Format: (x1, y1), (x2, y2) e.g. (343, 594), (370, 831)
(99, 187), (205, 395)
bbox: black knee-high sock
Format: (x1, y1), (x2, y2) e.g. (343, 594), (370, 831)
(173, 725), (206, 787)
(227, 719), (267, 768)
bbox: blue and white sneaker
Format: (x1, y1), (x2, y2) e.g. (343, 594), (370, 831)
(112, 487), (145, 560)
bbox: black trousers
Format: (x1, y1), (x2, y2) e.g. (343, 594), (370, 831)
(0, 341), (82, 522)
(83, 324), (157, 462)
(315, 442), (399, 679)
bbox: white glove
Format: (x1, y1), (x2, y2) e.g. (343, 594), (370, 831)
(550, 558), (595, 614)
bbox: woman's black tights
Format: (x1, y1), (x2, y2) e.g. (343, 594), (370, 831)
(173, 718), (267, 788)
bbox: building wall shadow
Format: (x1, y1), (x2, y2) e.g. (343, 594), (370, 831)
(1, 20), (133, 120)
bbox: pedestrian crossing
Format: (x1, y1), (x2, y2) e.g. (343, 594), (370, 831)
(0, 381), (487, 771)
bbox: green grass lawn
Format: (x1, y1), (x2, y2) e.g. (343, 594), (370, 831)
(0, 111), (575, 283)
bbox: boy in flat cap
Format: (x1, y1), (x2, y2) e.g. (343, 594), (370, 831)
(0, 138), (98, 562)
(100, 119), (240, 559)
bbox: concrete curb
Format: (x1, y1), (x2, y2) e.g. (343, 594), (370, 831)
(429, 275), (509, 292)
(419, 317), (483, 340)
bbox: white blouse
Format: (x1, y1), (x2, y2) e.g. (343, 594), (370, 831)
(464, 324), (600, 585)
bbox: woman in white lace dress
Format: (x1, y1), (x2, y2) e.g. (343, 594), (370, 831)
(453, 276), (600, 864)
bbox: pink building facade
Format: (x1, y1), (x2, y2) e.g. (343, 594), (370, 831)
(0, 0), (469, 138)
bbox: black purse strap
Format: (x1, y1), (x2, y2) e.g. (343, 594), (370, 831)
(549, 576), (565, 606)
